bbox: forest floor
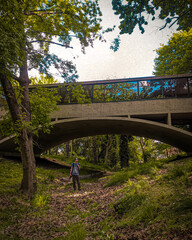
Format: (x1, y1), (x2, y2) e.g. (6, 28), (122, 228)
(0, 157), (192, 240)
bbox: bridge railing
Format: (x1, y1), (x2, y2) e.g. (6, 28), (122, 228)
(53, 74), (192, 104)
(1, 74), (191, 106)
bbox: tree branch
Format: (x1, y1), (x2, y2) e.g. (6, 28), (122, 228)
(169, 10), (191, 28)
(11, 74), (21, 83)
(23, 10), (65, 16)
(29, 30), (77, 38)
(160, 17), (178, 30)
(30, 40), (73, 48)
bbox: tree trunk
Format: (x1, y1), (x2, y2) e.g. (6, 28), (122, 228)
(19, 129), (36, 198)
(19, 55), (37, 198)
(105, 135), (112, 165)
(70, 140), (73, 158)
(140, 137), (148, 163)
(0, 56), (37, 199)
(92, 136), (97, 164)
(119, 134), (130, 168)
(66, 141), (70, 158)
(87, 137), (90, 162)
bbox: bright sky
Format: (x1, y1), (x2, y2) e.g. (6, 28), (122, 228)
(31, 0), (178, 82)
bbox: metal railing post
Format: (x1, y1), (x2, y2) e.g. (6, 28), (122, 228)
(137, 81), (140, 99)
(187, 77), (190, 97)
(91, 84), (94, 103)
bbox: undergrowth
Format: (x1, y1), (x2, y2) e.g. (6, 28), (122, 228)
(112, 158), (192, 233)
(0, 157), (192, 239)
(106, 160), (165, 187)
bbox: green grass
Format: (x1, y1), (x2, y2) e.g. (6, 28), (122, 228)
(106, 160), (164, 187)
(0, 158), (23, 194)
(64, 223), (87, 240)
(1, 156), (192, 239)
(0, 158), (70, 239)
(32, 192), (51, 208)
(112, 158), (192, 232)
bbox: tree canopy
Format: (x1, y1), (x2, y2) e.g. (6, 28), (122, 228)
(112, 0), (192, 35)
(0, 0), (102, 198)
(0, 0), (102, 80)
(154, 29), (192, 75)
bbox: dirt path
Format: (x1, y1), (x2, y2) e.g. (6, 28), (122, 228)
(2, 174), (192, 240)
(3, 178), (122, 240)
(48, 179), (122, 239)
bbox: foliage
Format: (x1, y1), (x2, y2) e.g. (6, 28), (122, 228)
(0, 157), (192, 239)
(0, 0), (102, 78)
(112, 0), (192, 35)
(0, 0), (24, 73)
(114, 184), (146, 214)
(30, 86), (61, 135)
(113, 158), (192, 229)
(110, 35), (121, 52)
(46, 135), (180, 172)
(67, 83), (92, 104)
(32, 192), (51, 208)
(0, 85), (61, 139)
(106, 160), (163, 187)
(65, 223), (87, 240)
(0, 0), (103, 197)
(0, 158), (22, 193)
(154, 29), (192, 75)
(0, 158), (68, 195)
(30, 75), (58, 85)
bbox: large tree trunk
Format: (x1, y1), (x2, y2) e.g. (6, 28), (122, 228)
(0, 56), (37, 198)
(19, 129), (36, 197)
(19, 56), (36, 198)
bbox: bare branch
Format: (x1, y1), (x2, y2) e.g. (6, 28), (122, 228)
(30, 40), (73, 49)
(23, 12), (44, 22)
(169, 10), (191, 28)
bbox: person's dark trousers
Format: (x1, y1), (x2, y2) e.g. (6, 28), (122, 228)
(72, 175), (81, 190)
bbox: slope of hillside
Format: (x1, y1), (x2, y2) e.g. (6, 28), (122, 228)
(0, 157), (192, 239)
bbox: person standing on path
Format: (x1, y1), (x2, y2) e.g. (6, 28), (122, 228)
(70, 158), (81, 191)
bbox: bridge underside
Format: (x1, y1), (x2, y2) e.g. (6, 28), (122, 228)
(0, 117), (192, 156)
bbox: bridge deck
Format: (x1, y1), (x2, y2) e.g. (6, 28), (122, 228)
(0, 74), (192, 156)
(29, 73), (192, 105)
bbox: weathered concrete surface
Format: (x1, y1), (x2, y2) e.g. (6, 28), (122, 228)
(51, 98), (192, 125)
(0, 98), (192, 156)
(1, 117), (192, 156)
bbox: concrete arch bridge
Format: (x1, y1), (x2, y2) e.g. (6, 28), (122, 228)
(0, 74), (192, 156)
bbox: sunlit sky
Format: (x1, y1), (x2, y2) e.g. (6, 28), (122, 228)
(31, 0), (177, 82)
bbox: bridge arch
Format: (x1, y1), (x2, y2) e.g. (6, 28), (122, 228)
(0, 117), (192, 157)
(0, 73), (192, 156)
(32, 117), (192, 154)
